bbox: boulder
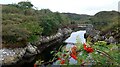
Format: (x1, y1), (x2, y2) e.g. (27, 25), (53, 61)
(108, 36), (116, 44)
(0, 48), (26, 65)
(26, 43), (38, 54)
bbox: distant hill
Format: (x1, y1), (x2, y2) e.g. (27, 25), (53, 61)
(89, 11), (120, 42)
(63, 11), (120, 42)
(62, 13), (92, 24)
(63, 11), (120, 31)
(90, 11), (120, 30)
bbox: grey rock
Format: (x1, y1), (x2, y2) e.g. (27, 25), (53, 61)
(26, 43), (37, 54)
(108, 36), (116, 44)
(0, 48), (26, 65)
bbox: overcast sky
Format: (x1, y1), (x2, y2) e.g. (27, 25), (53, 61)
(1, 0), (120, 15)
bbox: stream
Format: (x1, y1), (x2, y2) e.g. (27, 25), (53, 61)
(2, 30), (86, 67)
(35, 30), (86, 66)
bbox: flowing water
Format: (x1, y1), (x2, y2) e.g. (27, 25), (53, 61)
(34, 30), (86, 66)
(3, 30), (86, 67)
(37, 30), (86, 65)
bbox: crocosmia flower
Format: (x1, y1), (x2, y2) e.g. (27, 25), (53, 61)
(58, 58), (61, 60)
(83, 43), (93, 53)
(34, 64), (37, 67)
(60, 60), (65, 64)
(70, 53), (77, 60)
(71, 46), (77, 56)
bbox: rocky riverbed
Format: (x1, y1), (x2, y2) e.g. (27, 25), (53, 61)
(0, 28), (72, 66)
(0, 44), (38, 65)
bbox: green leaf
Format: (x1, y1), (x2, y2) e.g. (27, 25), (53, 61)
(50, 51), (54, 54)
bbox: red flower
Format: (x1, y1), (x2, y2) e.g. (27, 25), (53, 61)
(87, 47), (93, 53)
(70, 53), (77, 60)
(71, 46), (77, 56)
(83, 43), (93, 53)
(58, 58), (61, 60)
(58, 58), (65, 64)
(34, 64), (37, 67)
(83, 43), (87, 50)
(60, 60), (65, 64)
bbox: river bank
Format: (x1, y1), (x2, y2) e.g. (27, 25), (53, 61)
(34, 30), (120, 66)
(1, 27), (118, 66)
(1, 28), (72, 66)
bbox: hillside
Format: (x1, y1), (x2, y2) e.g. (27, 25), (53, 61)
(63, 13), (92, 24)
(89, 11), (120, 42)
(2, 2), (70, 47)
(2, 1), (120, 47)
(90, 11), (120, 30)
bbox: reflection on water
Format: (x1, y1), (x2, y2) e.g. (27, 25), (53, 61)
(65, 30), (86, 44)
(53, 30), (86, 65)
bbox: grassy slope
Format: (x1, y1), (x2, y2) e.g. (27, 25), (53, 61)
(2, 4), (120, 48)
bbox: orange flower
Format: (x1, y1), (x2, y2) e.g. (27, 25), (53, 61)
(58, 58), (62, 60)
(83, 43), (87, 50)
(83, 43), (93, 53)
(58, 58), (65, 64)
(60, 60), (65, 64)
(71, 46), (77, 56)
(34, 64), (37, 67)
(87, 47), (93, 53)
(70, 53), (77, 60)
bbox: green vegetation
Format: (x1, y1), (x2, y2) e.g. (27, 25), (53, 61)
(2, 1), (70, 46)
(63, 13), (92, 24)
(2, 1), (119, 66)
(89, 11), (120, 30)
(40, 41), (119, 66)
(64, 11), (120, 43)
(2, 1), (120, 47)
(89, 11), (120, 43)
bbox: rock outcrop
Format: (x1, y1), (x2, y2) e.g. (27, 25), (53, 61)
(1, 28), (72, 66)
(0, 48), (26, 65)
